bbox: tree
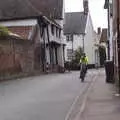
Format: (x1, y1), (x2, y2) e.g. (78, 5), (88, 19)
(74, 47), (83, 63)
(72, 47), (83, 64)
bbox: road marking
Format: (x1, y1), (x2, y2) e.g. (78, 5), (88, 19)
(65, 92), (82, 120)
(65, 70), (99, 120)
(74, 72), (99, 120)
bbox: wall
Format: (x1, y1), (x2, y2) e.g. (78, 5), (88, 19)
(0, 19), (37, 27)
(7, 26), (33, 39)
(65, 34), (83, 61)
(109, 17), (113, 60)
(0, 37), (34, 74)
(65, 13), (95, 65)
(84, 13), (95, 65)
(112, 0), (120, 84)
(46, 23), (65, 67)
(73, 35), (83, 50)
(93, 31), (100, 67)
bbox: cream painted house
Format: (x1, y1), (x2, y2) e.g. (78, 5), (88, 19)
(64, 0), (96, 66)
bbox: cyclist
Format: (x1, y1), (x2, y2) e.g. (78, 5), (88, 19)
(79, 53), (88, 82)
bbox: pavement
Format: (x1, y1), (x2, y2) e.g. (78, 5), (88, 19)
(74, 69), (120, 120)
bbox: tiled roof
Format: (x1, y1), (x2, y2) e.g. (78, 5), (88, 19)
(64, 12), (87, 35)
(29, 0), (63, 19)
(0, 0), (41, 21)
(0, 0), (63, 21)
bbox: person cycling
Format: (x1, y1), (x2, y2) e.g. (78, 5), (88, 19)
(79, 53), (88, 82)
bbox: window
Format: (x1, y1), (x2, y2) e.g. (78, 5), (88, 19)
(59, 29), (61, 38)
(66, 35), (73, 41)
(51, 25), (54, 35)
(56, 27), (58, 37)
(67, 49), (73, 60)
(67, 49), (76, 61)
(66, 35), (69, 41)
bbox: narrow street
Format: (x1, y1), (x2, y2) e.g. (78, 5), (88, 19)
(0, 70), (98, 120)
(0, 0), (120, 120)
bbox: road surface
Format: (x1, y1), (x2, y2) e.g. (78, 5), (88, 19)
(0, 70), (97, 120)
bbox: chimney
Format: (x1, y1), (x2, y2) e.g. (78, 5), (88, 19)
(83, 0), (89, 15)
(97, 27), (101, 35)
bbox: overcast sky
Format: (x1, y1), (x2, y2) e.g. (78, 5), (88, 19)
(65, 0), (108, 31)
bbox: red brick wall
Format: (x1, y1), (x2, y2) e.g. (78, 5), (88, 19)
(112, 0), (120, 83)
(8, 26), (33, 39)
(0, 54), (20, 73)
(0, 37), (34, 74)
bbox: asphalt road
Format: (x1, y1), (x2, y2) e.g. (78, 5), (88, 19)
(0, 70), (96, 120)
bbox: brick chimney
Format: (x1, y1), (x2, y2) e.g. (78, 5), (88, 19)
(97, 27), (101, 35)
(83, 0), (89, 15)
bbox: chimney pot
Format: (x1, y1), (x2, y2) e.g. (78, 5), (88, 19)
(98, 27), (101, 34)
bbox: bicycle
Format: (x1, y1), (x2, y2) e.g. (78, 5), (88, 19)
(80, 63), (87, 82)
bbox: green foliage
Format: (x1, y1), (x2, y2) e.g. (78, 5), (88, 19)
(73, 47), (83, 64)
(0, 26), (9, 37)
(65, 47), (83, 70)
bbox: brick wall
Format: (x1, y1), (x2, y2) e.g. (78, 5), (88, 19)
(8, 26), (33, 39)
(0, 37), (34, 74)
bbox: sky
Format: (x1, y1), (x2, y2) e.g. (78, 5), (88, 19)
(65, 0), (108, 31)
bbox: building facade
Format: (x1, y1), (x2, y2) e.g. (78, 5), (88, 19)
(104, 0), (113, 61)
(0, 0), (65, 74)
(93, 28), (101, 67)
(104, 0), (120, 88)
(64, 0), (96, 66)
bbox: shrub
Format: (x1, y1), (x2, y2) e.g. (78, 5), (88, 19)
(0, 25), (9, 37)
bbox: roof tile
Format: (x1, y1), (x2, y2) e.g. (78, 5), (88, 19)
(64, 12), (87, 34)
